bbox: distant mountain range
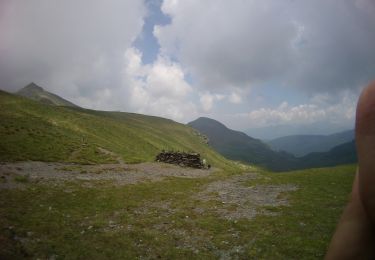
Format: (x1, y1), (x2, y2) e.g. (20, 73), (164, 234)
(189, 117), (357, 171)
(16, 82), (78, 107)
(267, 130), (355, 157)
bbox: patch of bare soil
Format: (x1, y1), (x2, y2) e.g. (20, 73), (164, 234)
(194, 173), (298, 220)
(0, 161), (216, 189)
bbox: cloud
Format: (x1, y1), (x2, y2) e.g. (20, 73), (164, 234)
(0, 0), (146, 99)
(244, 103), (327, 127)
(123, 48), (197, 121)
(156, 0), (295, 90)
(228, 92), (242, 104)
(199, 92), (228, 112)
(142, 56), (191, 99)
(288, 0), (375, 92)
(155, 0), (375, 93)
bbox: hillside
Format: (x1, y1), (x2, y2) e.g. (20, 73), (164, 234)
(16, 82), (78, 107)
(268, 130), (355, 157)
(189, 117), (357, 171)
(0, 90), (230, 168)
(297, 140), (357, 169)
(188, 117), (297, 171)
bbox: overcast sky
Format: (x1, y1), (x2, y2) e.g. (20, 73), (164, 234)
(1, 0), (374, 132)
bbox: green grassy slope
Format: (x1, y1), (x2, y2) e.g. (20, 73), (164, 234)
(0, 90), (231, 168)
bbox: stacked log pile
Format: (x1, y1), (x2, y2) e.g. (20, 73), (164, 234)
(155, 151), (207, 169)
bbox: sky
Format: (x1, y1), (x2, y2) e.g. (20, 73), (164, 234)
(0, 0), (375, 134)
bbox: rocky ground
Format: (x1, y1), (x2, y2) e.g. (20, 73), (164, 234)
(0, 161), (297, 220)
(0, 161), (299, 259)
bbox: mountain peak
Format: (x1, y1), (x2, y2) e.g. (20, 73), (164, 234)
(16, 83), (78, 107)
(189, 117), (228, 129)
(22, 82), (44, 92)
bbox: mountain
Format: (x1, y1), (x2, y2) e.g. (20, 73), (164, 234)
(188, 117), (357, 171)
(267, 130), (355, 157)
(246, 122), (353, 140)
(0, 90), (231, 169)
(16, 82), (78, 107)
(188, 117), (297, 171)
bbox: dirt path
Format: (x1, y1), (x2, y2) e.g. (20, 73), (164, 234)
(0, 161), (216, 188)
(0, 162), (298, 216)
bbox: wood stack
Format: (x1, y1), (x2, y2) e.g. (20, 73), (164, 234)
(155, 151), (207, 169)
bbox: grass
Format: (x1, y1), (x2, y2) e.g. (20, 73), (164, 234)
(0, 164), (356, 259)
(0, 90), (233, 169)
(13, 174), (29, 183)
(241, 164), (356, 258)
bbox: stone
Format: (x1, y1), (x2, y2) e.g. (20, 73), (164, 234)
(155, 151), (208, 169)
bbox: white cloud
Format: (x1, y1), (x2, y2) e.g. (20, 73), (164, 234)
(145, 56), (191, 99)
(228, 92), (242, 104)
(199, 92), (215, 112)
(123, 48), (197, 122)
(199, 91), (229, 112)
(244, 103), (326, 127)
(229, 90), (357, 129)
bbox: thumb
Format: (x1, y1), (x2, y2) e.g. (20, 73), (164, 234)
(356, 80), (375, 222)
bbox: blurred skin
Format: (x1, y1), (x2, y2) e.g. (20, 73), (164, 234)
(326, 81), (375, 259)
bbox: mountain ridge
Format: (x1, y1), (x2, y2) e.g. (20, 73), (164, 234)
(0, 89), (232, 169)
(188, 117), (298, 171)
